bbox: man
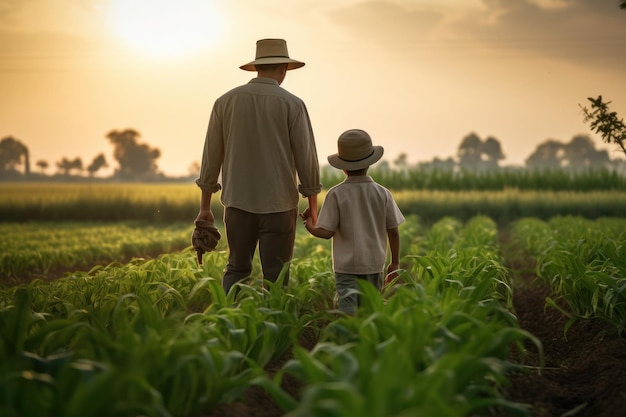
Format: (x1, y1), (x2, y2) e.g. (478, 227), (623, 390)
(195, 38), (321, 294)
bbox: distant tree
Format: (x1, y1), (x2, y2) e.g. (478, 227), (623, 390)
(482, 136), (505, 169)
(563, 134), (610, 168)
(188, 161), (200, 178)
(457, 133), (505, 170)
(56, 157), (83, 176)
(457, 133), (483, 169)
(106, 129), (161, 179)
(393, 153), (409, 171)
(87, 153), (108, 177)
(580, 96), (626, 157)
(0, 136), (30, 175)
(36, 160), (49, 174)
(526, 139), (564, 169)
(621, 1), (626, 10)
(526, 135), (610, 170)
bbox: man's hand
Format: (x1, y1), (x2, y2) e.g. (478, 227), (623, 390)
(195, 209), (215, 224)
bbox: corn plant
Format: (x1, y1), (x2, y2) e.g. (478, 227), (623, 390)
(258, 216), (538, 417)
(511, 216), (626, 334)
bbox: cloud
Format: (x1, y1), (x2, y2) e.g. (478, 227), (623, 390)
(449, 0), (626, 66)
(321, 0), (626, 68)
(327, 1), (445, 42)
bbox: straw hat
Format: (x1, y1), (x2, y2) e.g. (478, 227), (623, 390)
(327, 129), (384, 170)
(240, 39), (305, 71)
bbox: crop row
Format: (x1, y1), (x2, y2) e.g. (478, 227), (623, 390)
(3, 182), (626, 224)
(510, 216), (626, 334)
(0, 215), (539, 417)
(0, 222), (196, 283)
(322, 166), (626, 191)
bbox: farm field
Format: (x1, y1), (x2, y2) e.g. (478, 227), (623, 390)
(3, 182), (626, 224)
(1, 211), (626, 417)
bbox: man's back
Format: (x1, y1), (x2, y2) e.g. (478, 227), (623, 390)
(200, 77), (319, 214)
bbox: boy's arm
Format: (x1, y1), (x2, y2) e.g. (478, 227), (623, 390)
(386, 227), (400, 279)
(303, 216), (334, 239)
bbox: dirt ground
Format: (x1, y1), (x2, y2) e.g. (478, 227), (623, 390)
(505, 271), (626, 417)
(204, 237), (626, 417)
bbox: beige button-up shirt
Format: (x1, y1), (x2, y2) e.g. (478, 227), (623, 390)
(196, 77), (321, 213)
(316, 176), (405, 274)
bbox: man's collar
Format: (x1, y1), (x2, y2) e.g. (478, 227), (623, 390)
(250, 77), (279, 85)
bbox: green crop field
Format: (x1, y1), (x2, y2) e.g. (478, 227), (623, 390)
(1, 182), (626, 416)
(2, 182), (626, 224)
(1, 216), (625, 416)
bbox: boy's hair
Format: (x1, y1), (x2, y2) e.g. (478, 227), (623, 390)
(345, 167), (369, 176)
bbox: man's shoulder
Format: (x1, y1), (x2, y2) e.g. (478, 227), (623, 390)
(217, 81), (303, 103)
(218, 83), (250, 99)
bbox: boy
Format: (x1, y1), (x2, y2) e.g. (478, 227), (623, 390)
(301, 129), (405, 315)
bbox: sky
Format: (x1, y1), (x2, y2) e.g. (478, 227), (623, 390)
(1, 0), (625, 177)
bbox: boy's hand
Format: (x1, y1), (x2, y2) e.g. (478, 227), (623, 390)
(385, 262), (400, 284)
(299, 208), (311, 220)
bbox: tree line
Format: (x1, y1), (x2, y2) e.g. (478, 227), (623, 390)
(2, 128), (625, 183)
(3, 82), (626, 182)
(0, 129), (167, 181)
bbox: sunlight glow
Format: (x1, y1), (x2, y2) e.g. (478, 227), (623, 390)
(109, 0), (224, 57)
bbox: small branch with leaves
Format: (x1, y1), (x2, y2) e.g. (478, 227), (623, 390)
(580, 95), (626, 157)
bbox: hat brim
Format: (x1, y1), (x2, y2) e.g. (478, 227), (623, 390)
(240, 57), (305, 71)
(327, 146), (384, 171)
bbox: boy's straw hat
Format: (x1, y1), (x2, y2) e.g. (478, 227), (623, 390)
(240, 39), (305, 71)
(327, 129), (384, 170)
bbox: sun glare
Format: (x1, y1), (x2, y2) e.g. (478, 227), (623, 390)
(109, 0), (224, 57)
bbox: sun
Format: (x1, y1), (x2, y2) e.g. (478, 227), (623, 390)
(109, 0), (224, 57)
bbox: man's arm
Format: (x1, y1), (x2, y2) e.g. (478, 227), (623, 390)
(307, 195), (318, 225)
(195, 190), (215, 224)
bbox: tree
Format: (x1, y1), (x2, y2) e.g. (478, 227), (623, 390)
(562, 134), (610, 168)
(56, 157), (83, 176)
(526, 139), (564, 169)
(87, 153), (108, 177)
(580, 96), (626, 157)
(457, 133), (483, 169)
(36, 160), (49, 174)
(457, 133), (505, 170)
(188, 161), (200, 178)
(579, 6), (625, 155)
(393, 153), (409, 171)
(106, 129), (161, 180)
(526, 136), (610, 170)
(0, 136), (30, 175)
(482, 136), (505, 169)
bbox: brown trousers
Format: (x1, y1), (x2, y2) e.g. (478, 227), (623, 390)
(222, 207), (297, 294)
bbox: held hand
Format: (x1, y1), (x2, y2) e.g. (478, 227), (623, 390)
(299, 208), (311, 220)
